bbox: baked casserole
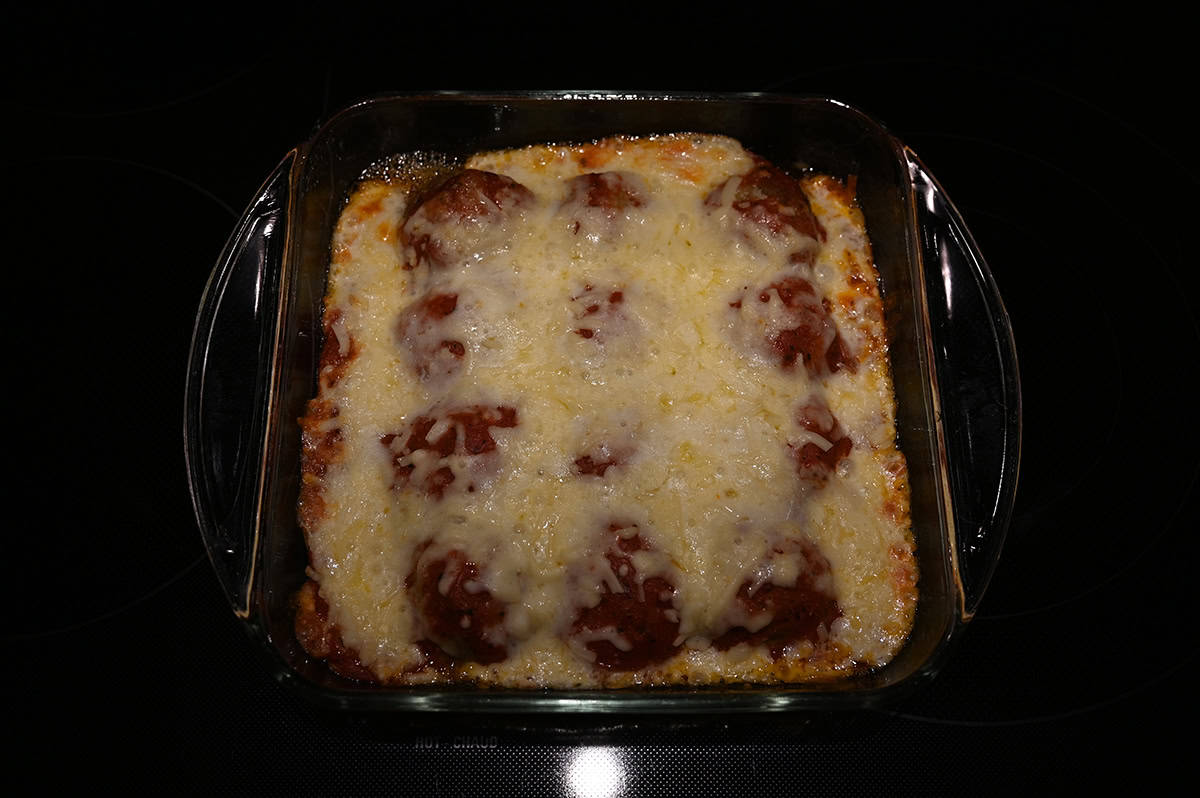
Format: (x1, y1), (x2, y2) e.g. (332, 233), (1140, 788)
(294, 133), (917, 688)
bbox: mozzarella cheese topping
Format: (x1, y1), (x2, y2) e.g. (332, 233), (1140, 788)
(298, 134), (916, 687)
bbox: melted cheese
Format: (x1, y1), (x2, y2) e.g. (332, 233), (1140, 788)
(300, 134), (916, 687)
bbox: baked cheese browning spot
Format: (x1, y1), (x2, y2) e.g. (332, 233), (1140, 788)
(401, 169), (535, 270)
(574, 143), (617, 171)
(408, 543), (511, 665)
(712, 536), (841, 660)
(790, 397), (854, 492)
(381, 405), (518, 498)
(567, 524), (682, 671)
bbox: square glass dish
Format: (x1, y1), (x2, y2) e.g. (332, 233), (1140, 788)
(184, 92), (1020, 713)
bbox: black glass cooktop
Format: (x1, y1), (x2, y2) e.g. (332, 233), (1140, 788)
(8, 8), (1195, 793)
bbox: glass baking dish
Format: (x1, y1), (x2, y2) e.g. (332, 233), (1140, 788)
(184, 92), (1020, 713)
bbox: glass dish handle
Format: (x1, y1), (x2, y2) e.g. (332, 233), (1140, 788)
(906, 148), (1022, 621)
(184, 152), (294, 618)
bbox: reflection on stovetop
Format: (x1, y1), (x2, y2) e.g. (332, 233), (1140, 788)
(6, 9), (1195, 792)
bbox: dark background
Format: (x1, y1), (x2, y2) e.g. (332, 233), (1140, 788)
(6, 5), (1197, 793)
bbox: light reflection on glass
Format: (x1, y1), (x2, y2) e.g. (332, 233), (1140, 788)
(252, 216), (273, 314)
(921, 172), (938, 213)
(565, 746), (626, 798)
(940, 238), (954, 317)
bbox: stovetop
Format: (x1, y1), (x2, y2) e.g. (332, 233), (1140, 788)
(8, 8), (1196, 793)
